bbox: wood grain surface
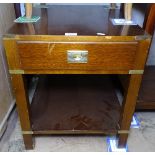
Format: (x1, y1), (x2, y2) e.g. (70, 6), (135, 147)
(31, 75), (120, 133)
(17, 42), (137, 71)
(6, 5), (146, 36)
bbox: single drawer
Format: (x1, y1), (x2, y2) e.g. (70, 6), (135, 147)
(17, 42), (138, 70)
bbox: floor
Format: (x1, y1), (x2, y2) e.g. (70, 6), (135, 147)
(0, 108), (155, 152)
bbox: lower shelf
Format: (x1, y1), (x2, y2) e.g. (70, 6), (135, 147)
(31, 75), (121, 134)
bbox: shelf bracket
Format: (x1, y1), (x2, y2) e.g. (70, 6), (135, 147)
(118, 130), (129, 134)
(129, 70), (144, 74)
(22, 131), (34, 134)
(9, 69), (25, 74)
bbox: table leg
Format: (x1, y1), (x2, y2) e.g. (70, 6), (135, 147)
(11, 74), (33, 150)
(118, 74), (142, 148)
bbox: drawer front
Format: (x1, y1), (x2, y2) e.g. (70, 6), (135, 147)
(17, 42), (137, 70)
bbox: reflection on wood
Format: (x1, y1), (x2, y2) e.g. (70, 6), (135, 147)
(27, 24), (35, 35)
(7, 5), (146, 36)
(111, 3), (116, 9)
(124, 3), (133, 21)
(121, 25), (130, 36)
(40, 9), (48, 34)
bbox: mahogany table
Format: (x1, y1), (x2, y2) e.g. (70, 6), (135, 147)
(3, 5), (151, 149)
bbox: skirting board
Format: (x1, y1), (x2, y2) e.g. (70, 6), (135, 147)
(0, 99), (15, 139)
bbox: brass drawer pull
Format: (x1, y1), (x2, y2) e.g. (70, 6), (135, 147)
(67, 50), (88, 63)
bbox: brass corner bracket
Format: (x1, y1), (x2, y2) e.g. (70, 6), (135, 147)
(9, 70), (24, 74)
(129, 70), (144, 75)
(118, 130), (129, 134)
(135, 35), (151, 41)
(22, 131), (34, 134)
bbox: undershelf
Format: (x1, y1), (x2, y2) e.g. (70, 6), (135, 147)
(30, 75), (121, 134)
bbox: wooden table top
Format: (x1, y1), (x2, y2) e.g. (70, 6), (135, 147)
(6, 5), (147, 37)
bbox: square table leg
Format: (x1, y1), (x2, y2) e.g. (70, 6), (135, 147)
(118, 74), (142, 148)
(11, 74), (33, 150)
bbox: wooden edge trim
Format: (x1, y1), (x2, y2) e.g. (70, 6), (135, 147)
(10, 70), (130, 74)
(22, 130), (117, 135)
(3, 36), (138, 42)
(9, 69), (144, 75)
(22, 130), (129, 135)
(9, 69), (145, 75)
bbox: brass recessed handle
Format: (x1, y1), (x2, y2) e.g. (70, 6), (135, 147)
(73, 54), (82, 61)
(67, 50), (88, 63)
